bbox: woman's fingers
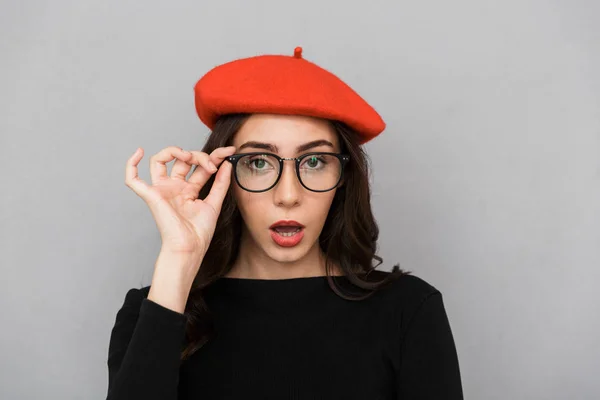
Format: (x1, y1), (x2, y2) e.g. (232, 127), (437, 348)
(173, 151), (212, 181)
(150, 146), (192, 185)
(125, 148), (153, 202)
(142, 145), (236, 200)
(126, 145), (237, 227)
(171, 151), (208, 180)
(187, 146), (236, 187)
(204, 159), (233, 214)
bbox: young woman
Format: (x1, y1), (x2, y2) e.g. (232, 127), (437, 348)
(107, 47), (464, 399)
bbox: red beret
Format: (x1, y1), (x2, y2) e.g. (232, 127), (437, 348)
(193, 46), (385, 144)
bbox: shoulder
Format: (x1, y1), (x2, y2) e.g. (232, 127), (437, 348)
(363, 270), (444, 329)
(365, 269), (440, 301)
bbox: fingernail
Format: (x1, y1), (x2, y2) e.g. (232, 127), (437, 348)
(209, 162), (217, 171)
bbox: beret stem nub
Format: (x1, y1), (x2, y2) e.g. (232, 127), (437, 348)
(293, 46), (303, 59)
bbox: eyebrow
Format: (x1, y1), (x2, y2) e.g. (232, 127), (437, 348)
(238, 139), (335, 153)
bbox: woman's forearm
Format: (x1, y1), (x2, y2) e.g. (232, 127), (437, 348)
(147, 249), (203, 314)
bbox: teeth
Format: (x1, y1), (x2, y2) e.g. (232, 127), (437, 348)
(275, 228), (301, 237)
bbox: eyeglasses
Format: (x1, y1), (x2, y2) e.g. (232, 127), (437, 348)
(225, 152), (350, 193)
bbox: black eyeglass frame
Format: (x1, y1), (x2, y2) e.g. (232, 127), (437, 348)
(225, 151), (350, 193)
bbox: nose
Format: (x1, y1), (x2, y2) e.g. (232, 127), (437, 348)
(273, 159), (301, 207)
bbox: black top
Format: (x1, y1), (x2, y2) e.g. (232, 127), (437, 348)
(106, 271), (463, 399)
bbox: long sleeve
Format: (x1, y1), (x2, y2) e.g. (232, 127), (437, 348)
(397, 290), (464, 399)
(106, 287), (188, 400)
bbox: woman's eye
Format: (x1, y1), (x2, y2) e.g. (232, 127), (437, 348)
(247, 157), (273, 170)
(301, 156), (326, 169)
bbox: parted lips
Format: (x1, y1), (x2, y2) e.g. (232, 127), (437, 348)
(193, 46), (386, 145)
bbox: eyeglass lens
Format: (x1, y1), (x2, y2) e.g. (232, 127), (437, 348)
(235, 153), (342, 191)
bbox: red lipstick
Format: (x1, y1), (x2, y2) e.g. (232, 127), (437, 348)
(269, 220), (305, 247)
(269, 220), (305, 229)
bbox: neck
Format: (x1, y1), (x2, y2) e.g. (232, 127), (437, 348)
(226, 226), (343, 280)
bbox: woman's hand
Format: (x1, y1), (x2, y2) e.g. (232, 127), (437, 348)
(124, 145), (236, 257)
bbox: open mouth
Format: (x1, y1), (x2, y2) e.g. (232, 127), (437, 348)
(271, 227), (302, 237)
(269, 226), (305, 247)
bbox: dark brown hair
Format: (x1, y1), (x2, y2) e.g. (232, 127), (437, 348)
(181, 113), (411, 360)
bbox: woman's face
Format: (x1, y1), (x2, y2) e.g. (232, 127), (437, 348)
(230, 113), (341, 264)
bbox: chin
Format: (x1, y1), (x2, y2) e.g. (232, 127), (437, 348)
(267, 252), (303, 263)
(266, 243), (307, 261)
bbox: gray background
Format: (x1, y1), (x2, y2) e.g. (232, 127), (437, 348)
(1, 0), (598, 399)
